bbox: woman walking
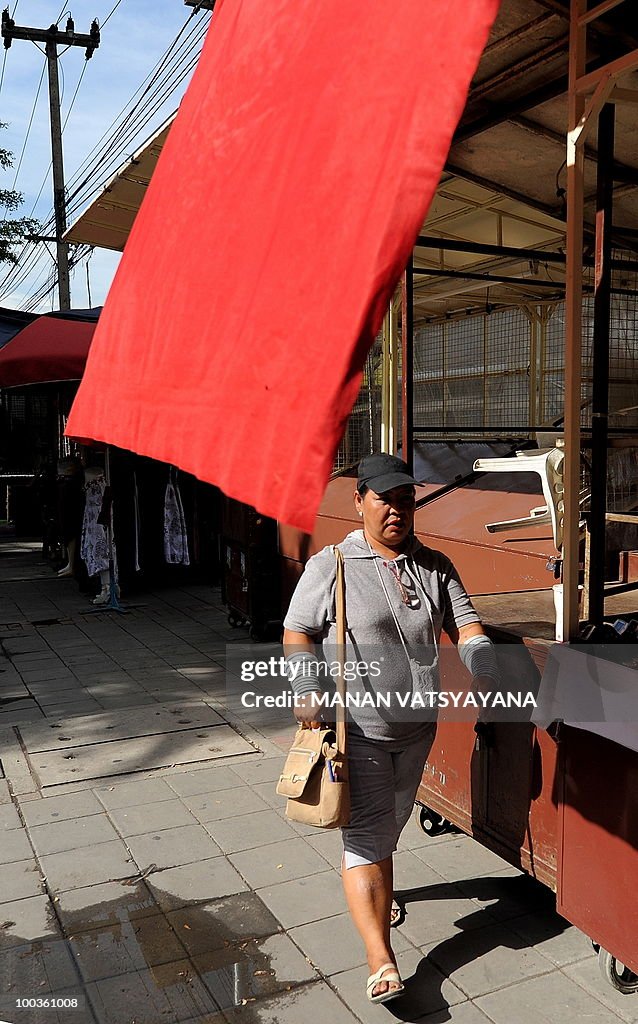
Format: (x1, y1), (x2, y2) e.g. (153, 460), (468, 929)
(283, 453), (498, 1003)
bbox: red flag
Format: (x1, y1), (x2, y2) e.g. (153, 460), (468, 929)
(66, 0), (499, 531)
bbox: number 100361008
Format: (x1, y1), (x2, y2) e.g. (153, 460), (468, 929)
(14, 996), (82, 1008)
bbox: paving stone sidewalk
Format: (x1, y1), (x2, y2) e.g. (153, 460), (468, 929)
(0, 542), (633, 1024)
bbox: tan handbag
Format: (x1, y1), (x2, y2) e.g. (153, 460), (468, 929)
(276, 547), (350, 828)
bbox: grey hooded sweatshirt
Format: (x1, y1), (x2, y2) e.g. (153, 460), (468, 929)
(283, 530), (480, 745)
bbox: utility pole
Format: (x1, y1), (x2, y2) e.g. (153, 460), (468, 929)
(1, 12), (100, 310)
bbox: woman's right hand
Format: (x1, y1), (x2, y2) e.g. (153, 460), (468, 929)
(293, 692), (325, 730)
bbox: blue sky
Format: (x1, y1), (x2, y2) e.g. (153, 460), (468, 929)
(0, 0), (211, 311)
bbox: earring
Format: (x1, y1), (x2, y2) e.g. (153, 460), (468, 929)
(358, 511), (363, 517)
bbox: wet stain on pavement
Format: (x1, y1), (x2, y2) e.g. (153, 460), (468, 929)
(1, 880), (315, 1024)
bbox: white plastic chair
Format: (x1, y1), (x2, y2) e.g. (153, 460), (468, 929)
(472, 447), (566, 550)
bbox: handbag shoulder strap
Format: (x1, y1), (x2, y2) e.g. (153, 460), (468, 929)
(334, 546), (347, 754)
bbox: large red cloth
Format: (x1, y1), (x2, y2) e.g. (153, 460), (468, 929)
(66, 0), (499, 531)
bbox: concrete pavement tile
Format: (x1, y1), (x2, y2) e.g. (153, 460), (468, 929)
(475, 968), (626, 1024)
(330, 946), (466, 1022)
(393, 850), (448, 892)
(0, 706), (45, 725)
(11, 653), (60, 666)
(185, 786), (269, 823)
(228, 838), (329, 889)
(220, 980), (360, 1023)
(12, 989), (98, 1024)
(69, 913), (187, 982)
(36, 688), (90, 706)
(39, 840), (135, 894)
(415, 1004), (499, 1024)
(85, 959), (217, 1024)
(42, 701), (102, 718)
(93, 695), (162, 710)
(250, 780), (282, 810)
(28, 813), (120, 856)
(456, 872), (556, 923)
(167, 892), (281, 955)
(397, 883), (496, 947)
(422, 920), (554, 998)
(305, 829), (344, 870)
(0, 802), (21, 830)
(0, 937), (79, 1000)
(140, 682), (205, 700)
(0, 679), (29, 698)
(229, 758), (286, 786)
(82, 682), (148, 699)
(290, 911), (414, 975)
(413, 837), (518, 883)
(20, 790), (103, 827)
(147, 858), (247, 912)
(203, 808), (298, 855)
(564, 954), (638, 1023)
(193, 933), (319, 1010)
(56, 881), (158, 934)
(0, 779), (10, 803)
(94, 777), (175, 809)
(258, 871), (345, 929)
(0, 826), (33, 864)
(107, 798), (196, 837)
(127, 824), (222, 870)
(165, 766), (240, 797)
(275, 810), (327, 838)
(0, 858), (44, 902)
(2, 638), (47, 656)
(397, 821), (464, 853)
(503, 910), (593, 967)
(20, 669), (76, 683)
(0, 894), (60, 950)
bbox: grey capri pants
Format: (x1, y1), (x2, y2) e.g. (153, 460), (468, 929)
(342, 726), (436, 869)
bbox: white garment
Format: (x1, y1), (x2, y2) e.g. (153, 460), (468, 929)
(164, 473), (190, 566)
(80, 474), (109, 578)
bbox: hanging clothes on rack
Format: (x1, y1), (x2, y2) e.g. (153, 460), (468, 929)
(80, 467), (110, 578)
(164, 468), (190, 566)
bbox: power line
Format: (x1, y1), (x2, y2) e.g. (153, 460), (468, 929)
(101, 0), (125, 31)
(2, 7), (210, 308)
(9, 56), (46, 191)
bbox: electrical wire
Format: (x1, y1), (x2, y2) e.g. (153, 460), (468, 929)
(2, 7), (210, 307)
(0, 0), (21, 103)
(101, 0), (125, 31)
(63, 14), (206, 213)
(9, 57), (46, 192)
(0, 50), (92, 293)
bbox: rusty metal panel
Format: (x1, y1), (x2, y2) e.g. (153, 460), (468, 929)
(416, 637), (559, 890)
(283, 475), (555, 594)
(557, 725), (638, 973)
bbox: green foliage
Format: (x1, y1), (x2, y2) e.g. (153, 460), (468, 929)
(0, 125), (39, 265)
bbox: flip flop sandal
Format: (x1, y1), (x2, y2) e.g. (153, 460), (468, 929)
(366, 962), (405, 1004)
(390, 899), (404, 927)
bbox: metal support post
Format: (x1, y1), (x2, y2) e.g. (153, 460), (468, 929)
(586, 102), (615, 625)
(45, 37), (70, 310)
(563, 0), (588, 640)
(1, 14), (100, 311)
(401, 258), (414, 473)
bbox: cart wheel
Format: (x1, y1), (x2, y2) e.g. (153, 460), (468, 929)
(598, 948), (638, 994)
(249, 623), (265, 642)
(228, 614), (246, 628)
(414, 804), (452, 838)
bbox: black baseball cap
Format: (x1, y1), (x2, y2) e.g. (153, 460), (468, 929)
(357, 453), (418, 495)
